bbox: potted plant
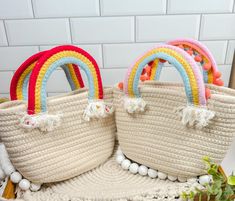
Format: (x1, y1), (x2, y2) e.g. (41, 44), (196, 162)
(181, 157), (235, 201)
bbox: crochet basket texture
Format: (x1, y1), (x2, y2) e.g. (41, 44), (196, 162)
(114, 42), (235, 179)
(0, 45), (115, 183)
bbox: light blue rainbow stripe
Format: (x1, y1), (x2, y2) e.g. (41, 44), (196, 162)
(41, 57), (95, 112)
(22, 65), (78, 100)
(133, 52), (193, 104)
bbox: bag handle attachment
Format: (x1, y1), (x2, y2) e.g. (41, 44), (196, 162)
(124, 45), (215, 129)
(20, 45), (113, 132)
(10, 51), (85, 101)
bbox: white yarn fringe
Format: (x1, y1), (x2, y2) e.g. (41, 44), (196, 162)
(83, 100), (114, 121)
(0, 143), (15, 176)
(175, 105), (215, 129)
(124, 97), (146, 114)
(20, 112), (63, 132)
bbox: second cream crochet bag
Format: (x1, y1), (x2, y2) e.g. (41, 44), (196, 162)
(114, 43), (235, 179)
(0, 45), (115, 184)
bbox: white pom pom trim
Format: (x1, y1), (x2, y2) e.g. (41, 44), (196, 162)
(124, 97), (146, 114)
(83, 100), (114, 121)
(116, 147), (200, 182)
(175, 105), (215, 129)
(20, 112), (63, 132)
(0, 143), (41, 191)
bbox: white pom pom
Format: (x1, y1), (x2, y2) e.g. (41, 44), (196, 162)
(138, 165), (148, 176)
(30, 183), (41, 192)
(83, 100), (113, 121)
(10, 171), (22, 183)
(175, 106), (215, 129)
(116, 155), (125, 164)
(121, 159), (131, 170)
(178, 177), (187, 182)
(19, 179), (30, 190)
(129, 163), (139, 174)
(20, 112), (62, 132)
(148, 169), (158, 178)
(199, 175), (212, 186)
(158, 172), (167, 180)
(168, 175), (177, 181)
(124, 97), (146, 114)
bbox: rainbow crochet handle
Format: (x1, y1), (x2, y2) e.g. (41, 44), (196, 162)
(149, 38), (223, 86)
(124, 45), (215, 128)
(10, 51), (84, 101)
(27, 45), (103, 115)
(124, 45), (206, 106)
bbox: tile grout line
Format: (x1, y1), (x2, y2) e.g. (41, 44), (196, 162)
(2, 20), (9, 46)
(233, 0), (235, 12)
(134, 16), (137, 42)
(98, 0), (102, 16)
(1, 39), (234, 48)
(198, 14), (203, 40)
(101, 44), (105, 68)
(68, 18), (73, 44)
(2, 12), (235, 21)
(224, 40), (230, 64)
(30, 0), (36, 18)
(166, 0), (169, 14)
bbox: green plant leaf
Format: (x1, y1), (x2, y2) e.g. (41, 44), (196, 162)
(227, 175), (235, 186)
(215, 189), (222, 200)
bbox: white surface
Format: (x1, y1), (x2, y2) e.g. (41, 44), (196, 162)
(103, 43), (158, 68)
(0, 72), (13, 93)
(0, 21), (7, 46)
(0, 0), (33, 19)
(70, 17), (135, 43)
(0, 46), (39, 70)
(101, 0), (166, 16)
(33, 0), (99, 17)
(168, 0), (234, 14)
(200, 14), (235, 40)
(5, 19), (71, 45)
(136, 15), (200, 42)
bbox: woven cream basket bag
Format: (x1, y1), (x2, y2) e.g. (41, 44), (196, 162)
(114, 40), (235, 180)
(0, 45), (115, 187)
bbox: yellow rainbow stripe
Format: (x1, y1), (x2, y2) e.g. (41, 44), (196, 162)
(67, 64), (81, 89)
(149, 59), (159, 80)
(16, 61), (36, 100)
(128, 48), (200, 105)
(34, 51), (98, 113)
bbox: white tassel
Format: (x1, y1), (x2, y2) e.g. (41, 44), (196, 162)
(0, 144), (15, 176)
(124, 97), (146, 114)
(83, 100), (114, 121)
(175, 105), (215, 129)
(20, 112), (63, 132)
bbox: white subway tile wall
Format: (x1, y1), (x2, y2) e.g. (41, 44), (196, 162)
(0, 0), (235, 96)
(70, 17), (135, 43)
(168, 0), (234, 14)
